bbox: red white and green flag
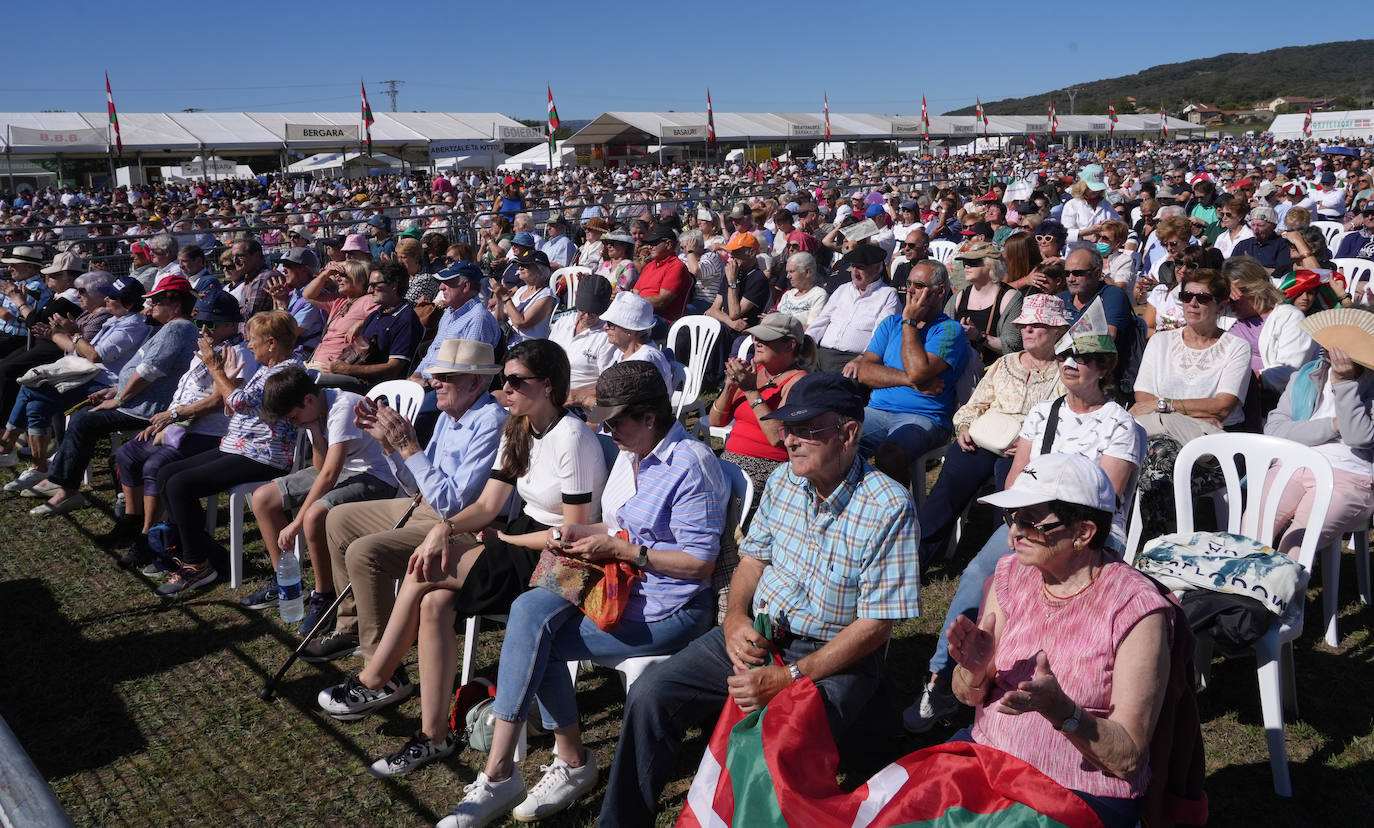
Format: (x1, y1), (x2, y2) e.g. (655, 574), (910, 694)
(677, 678), (1103, 828)
(547, 85), (561, 153)
(1303, 106), (1313, 138)
(922, 94), (930, 141)
(976, 98), (988, 140)
(105, 71), (122, 157)
(1049, 100), (1058, 138)
(1108, 101), (1118, 135)
(707, 89), (716, 145)
(824, 92), (831, 141)
(360, 80), (374, 154)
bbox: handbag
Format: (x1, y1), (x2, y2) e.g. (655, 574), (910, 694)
(967, 410), (1022, 454)
(583, 561), (640, 631)
(528, 548), (604, 606)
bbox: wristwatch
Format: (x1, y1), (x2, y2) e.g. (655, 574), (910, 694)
(169, 405), (180, 421)
(1054, 702), (1083, 734)
(1156, 398), (1172, 414)
(633, 545), (650, 568)
(786, 663), (802, 683)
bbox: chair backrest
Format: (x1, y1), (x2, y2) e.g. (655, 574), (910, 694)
(665, 315), (722, 417)
(1334, 257), (1374, 304)
(1174, 433), (1334, 573)
(552, 266), (593, 309)
(717, 456), (757, 528)
(1311, 220), (1344, 249)
(367, 379), (425, 424)
(596, 432), (620, 470)
(1329, 231), (1350, 258)
(734, 335), (754, 362)
(927, 239), (959, 265)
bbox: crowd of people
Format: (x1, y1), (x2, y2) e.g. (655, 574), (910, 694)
(3, 134), (1373, 827)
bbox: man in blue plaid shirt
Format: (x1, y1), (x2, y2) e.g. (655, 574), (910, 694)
(599, 372), (922, 827)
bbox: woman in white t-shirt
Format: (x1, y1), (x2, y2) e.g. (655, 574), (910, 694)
(491, 251), (556, 345)
(319, 340), (608, 767)
(1262, 343), (1374, 557)
(600, 291), (674, 395)
(775, 250), (827, 327)
(903, 327), (1145, 734)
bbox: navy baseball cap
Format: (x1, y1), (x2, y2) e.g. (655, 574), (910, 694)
(98, 276), (145, 305)
(436, 260), (483, 284)
(515, 249), (551, 269)
(762, 373), (869, 423)
(193, 289), (243, 323)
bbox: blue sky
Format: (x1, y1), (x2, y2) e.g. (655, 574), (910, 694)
(3, 1), (1364, 118)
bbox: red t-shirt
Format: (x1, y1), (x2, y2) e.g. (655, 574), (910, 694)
(635, 256), (693, 321)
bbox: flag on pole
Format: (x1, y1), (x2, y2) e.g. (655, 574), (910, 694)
(547, 86), (561, 153)
(1049, 100), (1058, 138)
(1108, 101), (1118, 136)
(976, 98), (988, 140)
(1160, 105), (1168, 139)
(105, 71), (122, 157)
(360, 80), (374, 155)
(922, 95), (930, 141)
(1303, 106), (1312, 138)
(706, 89), (716, 146)
(824, 92), (831, 141)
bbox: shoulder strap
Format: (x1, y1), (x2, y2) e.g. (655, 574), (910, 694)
(1041, 395), (1066, 455)
(956, 285), (972, 317)
(986, 283), (1012, 337)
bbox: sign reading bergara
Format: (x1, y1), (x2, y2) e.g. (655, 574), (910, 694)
(285, 123), (360, 142)
(8, 126), (108, 148)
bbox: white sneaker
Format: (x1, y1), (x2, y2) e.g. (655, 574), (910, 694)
(512, 749), (598, 822)
(0, 449), (17, 468)
(20, 477), (61, 498)
(902, 679), (959, 734)
(436, 769), (526, 828)
(4, 467), (48, 493)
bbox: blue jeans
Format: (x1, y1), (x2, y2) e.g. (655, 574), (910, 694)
(47, 407), (147, 490)
(8, 380), (106, 435)
(918, 442), (1013, 571)
(929, 524), (1011, 681)
(858, 406), (949, 463)
(598, 624), (885, 828)
(492, 588), (714, 730)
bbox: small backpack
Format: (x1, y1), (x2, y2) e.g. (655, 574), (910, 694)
(146, 523), (181, 571)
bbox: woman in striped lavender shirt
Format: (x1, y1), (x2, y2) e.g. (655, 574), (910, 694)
(947, 453), (1173, 828)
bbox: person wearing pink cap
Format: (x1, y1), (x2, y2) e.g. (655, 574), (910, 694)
(342, 232), (373, 262)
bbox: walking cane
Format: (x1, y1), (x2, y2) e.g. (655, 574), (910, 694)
(259, 492), (424, 701)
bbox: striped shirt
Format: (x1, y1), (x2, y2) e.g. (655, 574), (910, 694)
(603, 421), (726, 622)
(219, 358), (301, 469)
(745, 456), (921, 640)
(971, 557), (1171, 798)
(0, 276), (51, 337)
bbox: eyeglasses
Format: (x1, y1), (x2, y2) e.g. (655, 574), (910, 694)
(501, 373), (544, 390)
(1064, 268), (1097, 278)
(901, 243), (921, 249)
(193, 319), (216, 332)
(956, 258), (985, 267)
(1174, 261), (1195, 272)
(366, 281), (390, 292)
(1178, 290), (1216, 305)
(778, 421), (842, 442)
(906, 281), (932, 291)
(1055, 351), (1107, 365)
(1034, 234), (1057, 243)
(1219, 212), (1238, 218)
(146, 295), (172, 306)
(1003, 511), (1068, 537)
(1161, 239), (1184, 248)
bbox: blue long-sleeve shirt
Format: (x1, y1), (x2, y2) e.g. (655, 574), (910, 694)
(389, 392), (506, 518)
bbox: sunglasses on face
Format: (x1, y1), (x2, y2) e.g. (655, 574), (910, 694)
(956, 258), (985, 267)
(193, 319), (216, 332)
(1056, 350), (1107, 365)
(1178, 290), (1216, 305)
(1034, 234), (1057, 243)
(1003, 511), (1068, 537)
(778, 421), (841, 442)
(501, 373), (544, 391)
(1064, 268), (1097, 278)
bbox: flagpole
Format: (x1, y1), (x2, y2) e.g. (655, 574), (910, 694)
(6, 126), (14, 195)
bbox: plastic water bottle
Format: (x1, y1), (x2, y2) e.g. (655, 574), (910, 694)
(277, 550), (304, 623)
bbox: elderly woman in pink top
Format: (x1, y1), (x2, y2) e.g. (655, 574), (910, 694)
(303, 259), (376, 370)
(947, 453), (1173, 828)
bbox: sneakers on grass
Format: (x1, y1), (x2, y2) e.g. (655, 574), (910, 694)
(300, 631), (361, 663)
(155, 559), (218, 598)
(317, 667), (412, 721)
(368, 731), (457, 778)
(298, 589), (336, 635)
(902, 678), (959, 734)
(436, 768), (526, 828)
(513, 748), (599, 822)
(239, 578), (279, 610)
(4, 467), (47, 493)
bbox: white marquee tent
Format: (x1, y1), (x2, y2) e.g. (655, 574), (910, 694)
(1268, 110), (1374, 142)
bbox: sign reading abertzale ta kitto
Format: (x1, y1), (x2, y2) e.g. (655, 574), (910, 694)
(285, 123), (361, 142)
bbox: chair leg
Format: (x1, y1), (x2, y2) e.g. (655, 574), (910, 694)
(228, 492), (245, 589)
(515, 722), (527, 761)
(1281, 640), (1299, 719)
(461, 616), (480, 687)
(205, 493), (219, 534)
(1254, 635), (1293, 797)
(1356, 528), (1371, 605)
(1322, 541), (1342, 647)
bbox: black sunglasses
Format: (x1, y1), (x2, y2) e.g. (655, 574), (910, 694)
(193, 319), (216, 332)
(1178, 290), (1216, 305)
(501, 373), (544, 390)
(1003, 512), (1068, 537)
(1055, 351), (1109, 364)
(1064, 268), (1097, 278)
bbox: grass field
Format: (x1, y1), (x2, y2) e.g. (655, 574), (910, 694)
(2, 444), (1373, 827)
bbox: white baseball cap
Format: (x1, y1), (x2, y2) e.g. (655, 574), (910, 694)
(979, 453), (1115, 513)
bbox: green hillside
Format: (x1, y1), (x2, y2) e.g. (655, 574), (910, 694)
(948, 40), (1374, 116)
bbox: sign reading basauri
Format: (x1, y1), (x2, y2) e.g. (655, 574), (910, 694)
(660, 125), (708, 140)
(285, 123), (360, 142)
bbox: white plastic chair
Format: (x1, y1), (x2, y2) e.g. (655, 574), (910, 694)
(206, 430), (311, 589)
(366, 379), (425, 424)
(707, 336), (756, 443)
(1311, 220), (1344, 250)
(1326, 519), (1372, 647)
(1173, 433), (1334, 797)
(551, 266), (593, 310)
(1334, 258), (1374, 304)
(927, 239), (959, 265)
(665, 315), (721, 437)
(1328, 231), (1350, 259)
